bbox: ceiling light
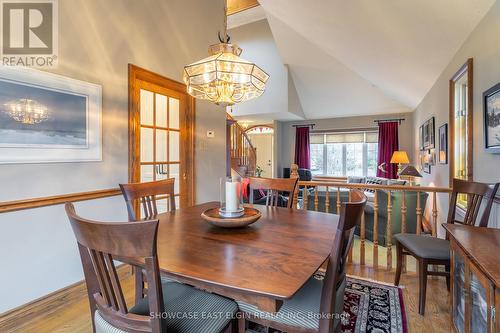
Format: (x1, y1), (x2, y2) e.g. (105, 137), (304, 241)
(3, 98), (50, 125)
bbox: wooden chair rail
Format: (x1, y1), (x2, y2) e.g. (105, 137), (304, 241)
(0, 188), (122, 214)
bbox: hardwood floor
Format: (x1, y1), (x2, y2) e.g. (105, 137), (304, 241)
(4, 241), (451, 333)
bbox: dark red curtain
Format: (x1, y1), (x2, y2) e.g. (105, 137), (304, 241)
(377, 122), (399, 179)
(294, 127), (311, 169)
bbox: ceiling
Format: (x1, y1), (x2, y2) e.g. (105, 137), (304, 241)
(229, 0), (495, 121)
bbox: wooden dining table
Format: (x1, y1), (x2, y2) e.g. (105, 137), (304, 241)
(81, 201), (340, 317)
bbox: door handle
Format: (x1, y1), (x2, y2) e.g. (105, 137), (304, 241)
(183, 173), (187, 180)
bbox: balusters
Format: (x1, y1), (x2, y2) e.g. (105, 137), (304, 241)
(325, 186), (330, 213)
(360, 210), (366, 266)
(373, 190), (379, 268)
(401, 190), (407, 272)
(314, 187), (319, 211)
(416, 191), (422, 235)
(303, 185), (308, 210)
(432, 192), (438, 237)
(386, 190), (393, 271)
(336, 187), (341, 214)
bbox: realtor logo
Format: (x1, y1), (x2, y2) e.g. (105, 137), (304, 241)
(1, 0), (58, 67)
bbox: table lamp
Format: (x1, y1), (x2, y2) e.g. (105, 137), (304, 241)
(390, 151), (410, 176)
(399, 165), (422, 186)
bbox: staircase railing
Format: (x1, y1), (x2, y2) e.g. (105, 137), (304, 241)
(228, 117), (256, 177)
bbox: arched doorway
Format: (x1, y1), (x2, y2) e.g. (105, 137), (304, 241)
(246, 125), (274, 178)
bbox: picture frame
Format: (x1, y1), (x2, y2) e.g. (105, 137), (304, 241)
(423, 164), (431, 174)
(0, 67), (102, 164)
(483, 82), (500, 153)
(419, 125), (424, 151)
(421, 117), (435, 150)
(438, 124), (448, 164)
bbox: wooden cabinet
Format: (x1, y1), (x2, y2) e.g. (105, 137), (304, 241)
(445, 224), (500, 333)
(450, 242), (496, 333)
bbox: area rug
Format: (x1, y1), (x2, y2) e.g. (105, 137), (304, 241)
(247, 273), (407, 333)
(336, 275), (407, 333)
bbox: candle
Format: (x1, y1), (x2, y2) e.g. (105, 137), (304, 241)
(225, 181), (239, 212)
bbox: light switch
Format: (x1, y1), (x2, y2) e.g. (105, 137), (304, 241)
(207, 130), (215, 138)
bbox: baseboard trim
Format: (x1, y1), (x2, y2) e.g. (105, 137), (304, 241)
(0, 264), (131, 332)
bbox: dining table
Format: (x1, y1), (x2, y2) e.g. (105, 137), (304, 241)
(81, 201), (340, 316)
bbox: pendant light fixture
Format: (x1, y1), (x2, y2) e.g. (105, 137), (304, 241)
(183, 1), (269, 106)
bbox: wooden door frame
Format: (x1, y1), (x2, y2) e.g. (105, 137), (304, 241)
(449, 58), (473, 187)
(128, 64), (196, 206)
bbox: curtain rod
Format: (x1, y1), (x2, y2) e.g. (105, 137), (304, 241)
(292, 123), (315, 129)
(374, 118), (405, 125)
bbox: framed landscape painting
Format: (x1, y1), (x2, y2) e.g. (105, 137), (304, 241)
(0, 67), (102, 163)
(484, 82), (500, 153)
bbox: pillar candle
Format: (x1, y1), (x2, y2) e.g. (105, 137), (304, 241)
(225, 181), (239, 212)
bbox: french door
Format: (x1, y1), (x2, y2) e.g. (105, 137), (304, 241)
(129, 65), (195, 211)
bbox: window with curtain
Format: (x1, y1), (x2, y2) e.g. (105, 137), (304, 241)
(310, 131), (378, 176)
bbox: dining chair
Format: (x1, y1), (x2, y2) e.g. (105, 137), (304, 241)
(237, 189), (367, 333)
(120, 178), (176, 303)
(248, 177), (298, 208)
(394, 179), (500, 315)
(65, 203), (238, 333)
(120, 178), (176, 221)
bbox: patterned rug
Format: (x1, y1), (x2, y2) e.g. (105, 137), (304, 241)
(337, 276), (407, 333)
(247, 273), (407, 333)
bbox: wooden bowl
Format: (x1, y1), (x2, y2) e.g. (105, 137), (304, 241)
(201, 207), (261, 228)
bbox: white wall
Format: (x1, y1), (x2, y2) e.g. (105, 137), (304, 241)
(0, 0), (225, 313)
(228, 19), (294, 120)
(412, 1), (500, 232)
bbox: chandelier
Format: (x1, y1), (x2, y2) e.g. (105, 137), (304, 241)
(4, 98), (50, 125)
(183, 2), (269, 106)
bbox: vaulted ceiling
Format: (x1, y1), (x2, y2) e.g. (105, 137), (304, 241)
(229, 0), (495, 121)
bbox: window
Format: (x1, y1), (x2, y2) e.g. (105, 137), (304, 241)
(450, 59), (473, 209)
(310, 131), (378, 177)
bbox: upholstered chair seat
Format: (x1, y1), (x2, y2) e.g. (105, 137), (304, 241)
(237, 277), (346, 331)
(393, 234), (450, 260)
(95, 280), (238, 333)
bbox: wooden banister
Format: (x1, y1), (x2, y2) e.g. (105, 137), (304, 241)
(292, 167), (454, 272)
(228, 118), (256, 177)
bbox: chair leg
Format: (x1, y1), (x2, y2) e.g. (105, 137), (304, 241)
(418, 259), (428, 315)
(134, 266), (145, 304)
(445, 264), (451, 292)
(394, 242), (404, 286)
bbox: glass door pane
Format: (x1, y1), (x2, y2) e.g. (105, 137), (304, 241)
(470, 271), (488, 333)
(453, 251), (466, 333)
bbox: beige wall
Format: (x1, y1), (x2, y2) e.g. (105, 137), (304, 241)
(0, 0), (226, 313)
(413, 1), (500, 231)
(277, 112), (414, 176)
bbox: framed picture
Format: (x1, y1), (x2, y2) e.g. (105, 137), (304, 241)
(422, 117), (435, 150)
(484, 82), (500, 153)
(438, 124), (448, 164)
(0, 67), (102, 163)
(419, 125), (424, 151)
(423, 164), (431, 174)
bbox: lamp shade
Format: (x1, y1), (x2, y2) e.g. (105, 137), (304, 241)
(399, 165), (422, 178)
(390, 151), (410, 164)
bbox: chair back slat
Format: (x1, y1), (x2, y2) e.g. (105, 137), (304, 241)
(447, 179), (499, 227)
(65, 203), (165, 332)
(318, 189), (366, 333)
(120, 179), (176, 220)
(249, 177), (298, 208)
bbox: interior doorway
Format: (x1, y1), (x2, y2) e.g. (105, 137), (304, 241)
(246, 126), (274, 178)
(128, 64), (195, 210)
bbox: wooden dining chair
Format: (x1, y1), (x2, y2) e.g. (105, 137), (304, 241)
(120, 178), (176, 221)
(65, 203), (238, 333)
(237, 189), (367, 333)
(248, 177), (298, 208)
(120, 178), (176, 303)
(394, 179), (499, 315)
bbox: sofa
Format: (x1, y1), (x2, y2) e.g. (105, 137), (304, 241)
(306, 176), (428, 246)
